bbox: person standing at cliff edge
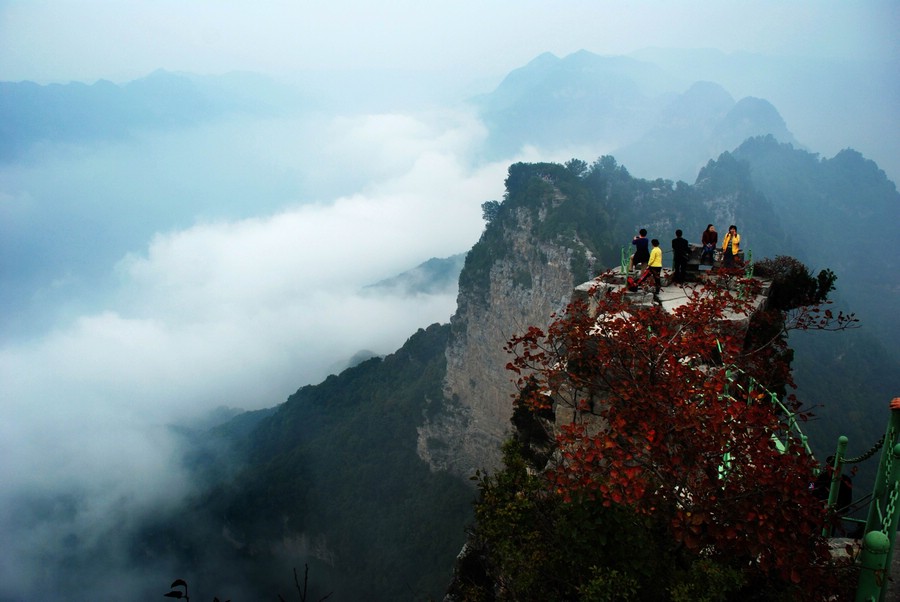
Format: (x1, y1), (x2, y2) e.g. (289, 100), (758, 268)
(631, 228), (650, 271)
(722, 225), (741, 268)
(671, 229), (690, 284)
(648, 238), (663, 297)
(700, 224), (717, 264)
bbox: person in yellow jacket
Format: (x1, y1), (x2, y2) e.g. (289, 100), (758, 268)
(648, 238), (663, 296)
(722, 224), (740, 268)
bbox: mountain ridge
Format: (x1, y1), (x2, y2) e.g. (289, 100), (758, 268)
(150, 140), (899, 600)
(472, 49), (799, 182)
(0, 70), (305, 161)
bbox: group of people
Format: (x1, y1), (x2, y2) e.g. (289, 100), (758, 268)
(629, 224), (742, 297)
(629, 229), (665, 296)
(699, 224), (741, 268)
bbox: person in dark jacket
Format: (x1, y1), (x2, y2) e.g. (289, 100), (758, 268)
(630, 228), (650, 271)
(671, 229), (690, 284)
(700, 224), (717, 264)
(631, 228), (650, 270)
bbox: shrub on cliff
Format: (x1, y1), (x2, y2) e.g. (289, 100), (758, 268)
(455, 265), (856, 601)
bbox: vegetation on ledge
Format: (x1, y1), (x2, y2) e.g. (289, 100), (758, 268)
(450, 263), (857, 601)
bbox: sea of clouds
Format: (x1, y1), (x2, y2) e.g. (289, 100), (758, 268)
(0, 105), (577, 598)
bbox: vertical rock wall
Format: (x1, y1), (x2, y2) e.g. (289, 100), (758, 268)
(417, 200), (596, 476)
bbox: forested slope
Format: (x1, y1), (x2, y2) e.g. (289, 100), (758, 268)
(137, 324), (473, 601)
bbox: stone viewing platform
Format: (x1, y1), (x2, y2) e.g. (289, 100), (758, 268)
(573, 242), (766, 316)
(573, 261), (771, 326)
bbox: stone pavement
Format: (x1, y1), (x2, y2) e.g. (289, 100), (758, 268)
(574, 267), (770, 322)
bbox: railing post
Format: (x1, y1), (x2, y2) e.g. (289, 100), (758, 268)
(856, 531), (890, 602)
(878, 443), (900, 602)
(620, 246), (628, 275)
(856, 398), (900, 602)
(823, 436), (849, 537)
(736, 250), (753, 299)
(863, 400), (900, 535)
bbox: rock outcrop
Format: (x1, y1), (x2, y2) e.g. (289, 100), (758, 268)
(417, 175), (598, 476)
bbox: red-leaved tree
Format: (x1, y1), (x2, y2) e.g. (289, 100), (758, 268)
(504, 267), (856, 597)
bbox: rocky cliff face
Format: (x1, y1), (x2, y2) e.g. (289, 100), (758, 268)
(417, 179), (598, 476)
(414, 152), (794, 478)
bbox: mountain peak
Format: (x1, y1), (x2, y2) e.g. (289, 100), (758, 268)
(718, 96), (795, 146)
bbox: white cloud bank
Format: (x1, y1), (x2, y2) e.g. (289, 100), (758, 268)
(0, 107), (512, 598)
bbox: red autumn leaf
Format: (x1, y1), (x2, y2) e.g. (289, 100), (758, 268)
(502, 265), (847, 596)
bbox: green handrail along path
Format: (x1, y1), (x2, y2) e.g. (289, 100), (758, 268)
(715, 339), (814, 459)
(852, 398), (900, 602)
(597, 264), (897, 598)
(720, 364), (900, 600)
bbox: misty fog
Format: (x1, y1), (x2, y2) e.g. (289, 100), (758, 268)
(0, 104), (525, 599)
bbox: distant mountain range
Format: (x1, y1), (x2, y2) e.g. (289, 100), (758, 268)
(5, 48), (893, 182)
(471, 50), (798, 182)
(0, 70), (306, 161)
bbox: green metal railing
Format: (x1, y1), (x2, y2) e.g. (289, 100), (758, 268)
(716, 353), (898, 602)
(737, 250), (754, 299)
(720, 379), (900, 600)
(853, 399), (900, 602)
(716, 340), (813, 458)
(611, 262), (898, 598)
(710, 323), (898, 600)
(721, 372), (812, 456)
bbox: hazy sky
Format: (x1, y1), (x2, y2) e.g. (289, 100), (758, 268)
(1, 0), (897, 84)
